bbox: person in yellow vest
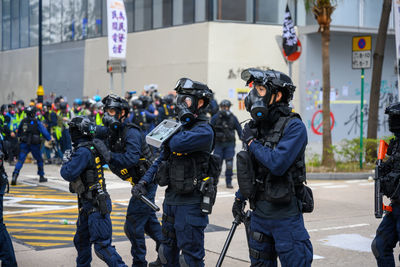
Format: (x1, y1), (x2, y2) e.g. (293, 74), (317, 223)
(94, 101), (104, 126)
(43, 102), (62, 162)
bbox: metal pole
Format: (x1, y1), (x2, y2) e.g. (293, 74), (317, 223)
(288, 61), (293, 79)
(360, 68), (365, 169)
(110, 73), (114, 91)
(121, 72), (124, 96)
(36, 0), (44, 103)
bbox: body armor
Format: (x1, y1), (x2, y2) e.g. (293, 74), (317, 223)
(214, 112), (236, 143)
(131, 109), (151, 132)
(20, 118), (41, 145)
(380, 138), (400, 200)
(109, 123), (154, 185)
(155, 121), (216, 194)
(253, 113), (306, 204)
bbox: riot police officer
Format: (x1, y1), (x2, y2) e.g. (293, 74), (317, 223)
(371, 102), (400, 266)
(94, 94), (162, 267)
(12, 106), (52, 185)
(210, 99), (242, 188)
(232, 68), (313, 266)
(157, 94), (176, 124)
(60, 116), (127, 267)
(137, 78), (217, 267)
(0, 132), (17, 266)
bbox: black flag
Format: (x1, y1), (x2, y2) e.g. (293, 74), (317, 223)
(282, 4), (298, 57)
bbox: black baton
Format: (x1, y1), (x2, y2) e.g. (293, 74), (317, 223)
(140, 194), (160, 212)
(216, 216), (241, 267)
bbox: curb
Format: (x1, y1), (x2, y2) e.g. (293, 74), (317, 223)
(306, 172), (374, 180)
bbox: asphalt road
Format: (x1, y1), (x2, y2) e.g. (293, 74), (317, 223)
(2, 163), (396, 267)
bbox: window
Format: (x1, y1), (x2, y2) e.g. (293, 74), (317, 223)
(50, 0), (62, 44)
(62, 0), (74, 41)
(20, 0), (29, 48)
(125, 0), (134, 32)
(195, 0), (208, 22)
(153, 0), (172, 28)
(88, 0), (102, 37)
(134, 0), (152, 31)
(74, 0), (88, 40)
(182, 0), (194, 24)
(2, 0), (11, 50)
(11, 0), (19, 49)
(216, 0), (253, 22)
(29, 0), (38, 46)
(42, 0), (50, 44)
(0, 0), (3, 50)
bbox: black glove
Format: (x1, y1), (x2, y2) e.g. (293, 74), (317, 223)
(241, 122), (258, 144)
(131, 180), (148, 199)
(93, 138), (111, 163)
(62, 149), (73, 164)
(232, 198), (246, 222)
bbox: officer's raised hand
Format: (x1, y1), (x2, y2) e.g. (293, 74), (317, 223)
(93, 138), (111, 163)
(241, 122), (258, 145)
(131, 180), (147, 199)
(232, 198), (246, 223)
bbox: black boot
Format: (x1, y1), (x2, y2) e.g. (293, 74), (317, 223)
(148, 256), (162, 267)
(11, 172), (18, 186)
(39, 176), (47, 183)
(226, 182), (233, 189)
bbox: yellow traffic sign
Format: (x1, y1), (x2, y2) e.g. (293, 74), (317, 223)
(352, 36), (371, 51)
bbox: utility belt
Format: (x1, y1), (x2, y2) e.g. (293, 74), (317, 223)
(110, 158), (152, 185)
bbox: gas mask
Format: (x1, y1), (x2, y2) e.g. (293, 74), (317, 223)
(244, 85), (275, 121)
(220, 110), (231, 117)
(176, 94), (197, 124)
(102, 112), (121, 131)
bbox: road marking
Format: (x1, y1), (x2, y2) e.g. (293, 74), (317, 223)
(309, 223), (369, 232)
(345, 180), (367, 183)
(308, 183), (333, 186)
(319, 233), (372, 252)
(313, 255), (324, 260)
(322, 185), (349, 189)
(359, 183), (374, 186)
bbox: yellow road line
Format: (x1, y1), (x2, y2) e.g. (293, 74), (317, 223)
(9, 229), (76, 235)
(5, 208), (78, 217)
(6, 223), (76, 228)
(7, 195), (75, 200)
(12, 235), (73, 241)
(18, 201), (76, 205)
(5, 217), (125, 222)
(24, 242), (70, 247)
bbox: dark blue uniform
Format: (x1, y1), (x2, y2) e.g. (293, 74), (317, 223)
(97, 124), (163, 267)
(14, 118), (51, 177)
(236, 118), (312, 266)
(210, 111), (242, 186)
(0, 140), (17, 266)
(60, 141), (127, 267)
(142, 120), (214, 267)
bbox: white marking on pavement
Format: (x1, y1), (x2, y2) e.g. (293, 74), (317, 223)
(345, 180), (367, 183)
(313, 255), (324, 260)
(308, 223), (369, 232)
(319, 234), (372, 252)
(359, 183), (374, 186)
(322, 185), (349, 189)
(308, 183), (333, 186)
(4, 205), (78, 215)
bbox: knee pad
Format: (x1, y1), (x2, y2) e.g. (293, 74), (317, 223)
(226, 159), (233, 170)
(94, 247), (106, 261)
(179, 254), (189, 267)
(371, 238), (380, 258)
(158, 243), (168, 265)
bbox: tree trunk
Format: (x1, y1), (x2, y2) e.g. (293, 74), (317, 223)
(321, 28), (335, 167)
(366, 0), (392, 162)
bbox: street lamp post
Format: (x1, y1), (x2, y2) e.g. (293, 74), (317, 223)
(36, 0), (44, 103)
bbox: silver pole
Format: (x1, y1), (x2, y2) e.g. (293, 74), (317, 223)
(121, 72), (125, 96)
(110, 73), (114, 91)
(288, 61), (293, 79)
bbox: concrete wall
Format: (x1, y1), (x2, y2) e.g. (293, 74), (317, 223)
(300, 32), (397, 151)
(0, 47), (38, 104)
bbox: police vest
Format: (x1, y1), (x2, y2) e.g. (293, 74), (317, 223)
(214, 112), (236, 143)
(156, 120), (214, 194)
(254, 113), (306, 204)
(20, 118), (41, 145)
(380, 138), (400, 200)
(131, 109), (150, 131)
(162, 104), (176, 120)
(109, 123), (154, 185)
(69, 142), (106, 200)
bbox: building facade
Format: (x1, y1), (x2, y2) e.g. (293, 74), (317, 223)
(0, 0), (397, 150)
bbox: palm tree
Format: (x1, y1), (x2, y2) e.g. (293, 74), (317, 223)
(304, 0), (336, 167)
(366, 0), (392, 163)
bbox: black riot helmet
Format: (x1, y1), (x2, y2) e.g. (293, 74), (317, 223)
(139, 95), (152, 109)
(163, 94), (175, 105)
(25, 106), (36, 119)
(174, 78), (213, 124)
(385, 103), (400, 133)
(68, 116), (96, 142)
(241, 68), (295, 121)
(131, 99), (143, 110)
(102, 94), (129, 131)
(220, 100), (232, 108)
